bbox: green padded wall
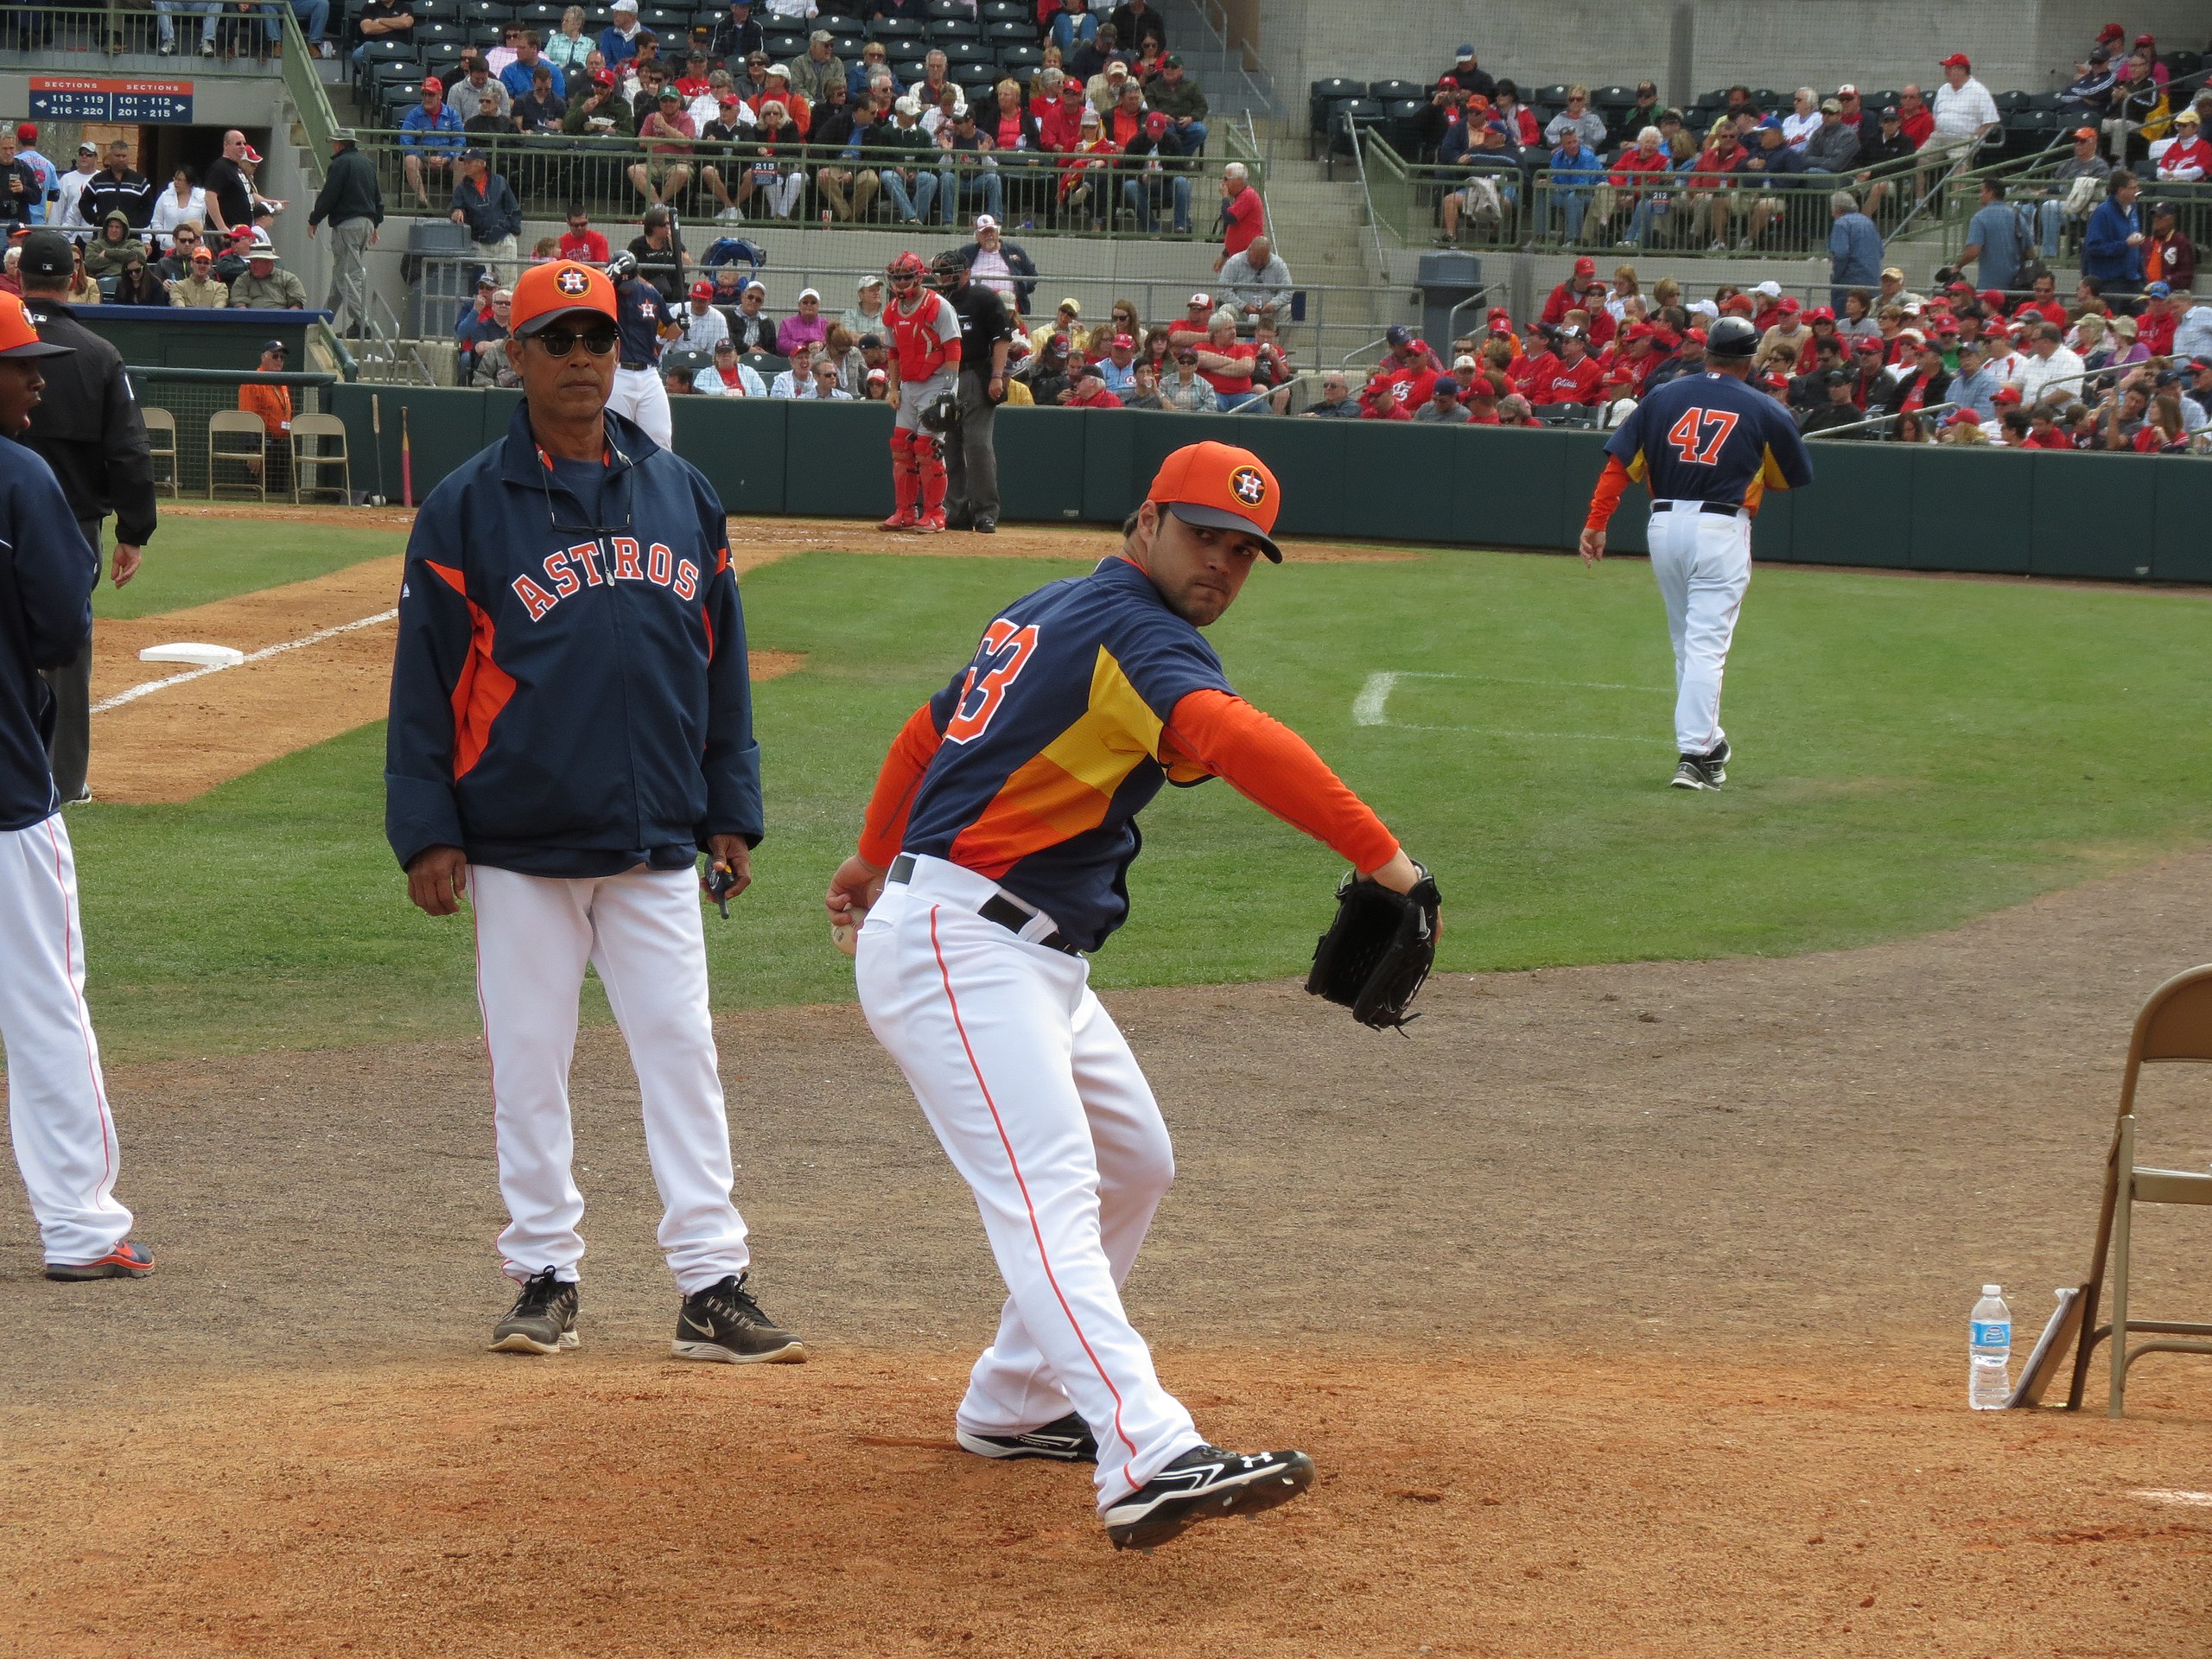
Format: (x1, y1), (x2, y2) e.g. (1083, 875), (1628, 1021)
(672, 396), (786, 517)
(2031, 453), (2148, 581)
(993, 408), (1089, 523)
(1907, 447), (2035, 575)
(1783, 441), (1899, 567)
(783, 400), (893, 518)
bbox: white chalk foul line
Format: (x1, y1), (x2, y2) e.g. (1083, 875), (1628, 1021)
(90, 609), (398, 715)
(1353, 670), (1662, 742)
(2132, 1489), (2212, 1509)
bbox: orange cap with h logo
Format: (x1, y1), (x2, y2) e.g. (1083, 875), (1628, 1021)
(1146, 441), (1282, 563)
(509, 258), (618, 337)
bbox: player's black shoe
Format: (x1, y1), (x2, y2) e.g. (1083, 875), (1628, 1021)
(1704, 737), (1730, 784)
(671, 1272), (807, 1364)
(957, 1411), (1098, 1463)
(972, 515), (997, 534)
(490, 1269), (578, 1354)
(1103, 1445), (1315, 1551)
(1670, 755), (1721, 791)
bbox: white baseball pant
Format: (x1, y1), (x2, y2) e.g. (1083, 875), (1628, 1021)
(0, 812), (132, 1267)
(468, 863), (750, 1295)
(855, 854), (1203, 1512)
(608, 365), (674, 449)
(1646, 501), (1752, 758)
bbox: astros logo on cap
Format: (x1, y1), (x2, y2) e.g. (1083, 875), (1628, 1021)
(1230, 466), (1267, 508)
(556, 266), (590, 296)
(1146, 441), (1284, 563)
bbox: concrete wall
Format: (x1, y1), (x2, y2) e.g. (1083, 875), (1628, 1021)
(1257, 0), (2209, 107)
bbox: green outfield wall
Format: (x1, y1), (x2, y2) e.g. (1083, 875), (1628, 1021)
(326, 387), (2212, 585)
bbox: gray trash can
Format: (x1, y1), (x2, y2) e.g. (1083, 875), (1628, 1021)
(1415, 249), (1484, 349)
(404, 219), (475, 341)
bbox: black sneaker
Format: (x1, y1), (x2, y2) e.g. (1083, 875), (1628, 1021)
(956, 1411), (1097, 1462)
(1103, 1445), (1316, 1551)
(944, 506), (974, 531)
(1704, 737), (1730, 784)
(971, 515), (996, 534)
(1669, 755), (1720, 791)
(490, 1269), (578, 1354)
(671, 1272), (806, 1364)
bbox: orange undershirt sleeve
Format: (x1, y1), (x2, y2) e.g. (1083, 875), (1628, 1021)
(1585, 454), (1631, 531)
(1161, 689), (1401, 874)
(858, 702), (945, 868)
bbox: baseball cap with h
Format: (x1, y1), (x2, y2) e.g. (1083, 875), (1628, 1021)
(1146, 441), (1282, 563)
(0, 290), (73, 359)
(508, 258), (617, 336)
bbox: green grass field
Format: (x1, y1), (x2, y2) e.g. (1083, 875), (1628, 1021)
(91, 519), (403, 619)
(64, 529), (2212, 1062)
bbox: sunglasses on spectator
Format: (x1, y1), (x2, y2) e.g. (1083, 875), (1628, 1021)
(532, 327), (620, 357)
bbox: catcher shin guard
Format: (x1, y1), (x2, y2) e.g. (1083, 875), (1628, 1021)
(1307, 864), (1443, 1031)
(882, 427), (919, 530)
(915, 431), (948, 520)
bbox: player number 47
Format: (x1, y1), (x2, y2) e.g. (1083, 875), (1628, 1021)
(944, 619), (1040, 744)
(1665, 406), (1738, 466)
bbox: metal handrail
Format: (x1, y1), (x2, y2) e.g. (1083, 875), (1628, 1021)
(1190, 0), (1274, 116)
(1345, 112), (1392, 282)
(1883, 130), (2008, 247)
(277, 4), (338, 175)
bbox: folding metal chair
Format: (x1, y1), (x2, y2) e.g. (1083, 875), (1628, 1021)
(207, 410), (269, 501)
(2057, 964), (2212, 1415)
(141, 405), (179, 499)
(289, 412), (352, 504)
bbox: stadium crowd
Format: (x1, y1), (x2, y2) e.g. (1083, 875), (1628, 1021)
(1407, 30), (2212, 254)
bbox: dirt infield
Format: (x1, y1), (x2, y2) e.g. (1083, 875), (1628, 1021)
(88, 515), (1415, 803)
(6, 844), (2212, 1654)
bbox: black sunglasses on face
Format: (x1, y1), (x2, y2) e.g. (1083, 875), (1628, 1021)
(532, 327), (620, 357)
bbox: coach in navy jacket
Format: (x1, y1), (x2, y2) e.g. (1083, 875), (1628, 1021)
(0, 414), (96, 831)
(384, 392), (761, 877)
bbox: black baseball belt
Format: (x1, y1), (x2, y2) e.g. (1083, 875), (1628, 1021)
(886, 854), (1077, 955)
(1654, 499), (1747, 518)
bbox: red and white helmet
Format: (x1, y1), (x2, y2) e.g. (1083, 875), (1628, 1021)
(887, 251), (928, 293)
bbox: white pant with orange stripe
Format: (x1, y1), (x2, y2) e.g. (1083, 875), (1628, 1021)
(0, 813), (133, 1267)
(855, 854), (1203, 1510)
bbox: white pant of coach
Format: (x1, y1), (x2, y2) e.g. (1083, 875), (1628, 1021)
(469, 864), (750, 1295)
(608, 365), (673, 450)
(1646, 501), (1752, 758)
(855, 855), (1204, 1511)
(0, 814), (132, 1266)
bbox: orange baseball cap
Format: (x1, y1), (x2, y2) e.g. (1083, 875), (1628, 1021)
(1147, 441), (1282, 562)
(0, 291), (72, 359)
(509, 258), (617, 337)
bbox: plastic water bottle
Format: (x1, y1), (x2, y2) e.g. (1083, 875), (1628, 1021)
(1969, 1285), (2012, 1410)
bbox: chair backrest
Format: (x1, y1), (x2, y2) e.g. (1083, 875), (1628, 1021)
(142, 405), (177, 444)
(208, 409), (267, 449)
(2117, 963), (2212, 1116)
(290, 411), (349, 448)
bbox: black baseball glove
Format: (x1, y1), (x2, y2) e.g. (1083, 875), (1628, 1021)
(1306, 864), (1442, 1032)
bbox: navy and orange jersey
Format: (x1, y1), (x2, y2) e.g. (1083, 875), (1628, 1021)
(384, 401), (761, 879)
(864, 556), (1398, 952)
(614, 276), (663, 368)
(1599, 367), (1814, 515)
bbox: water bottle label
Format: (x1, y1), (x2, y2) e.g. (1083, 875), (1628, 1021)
(1972, 1320), (2010, 1347)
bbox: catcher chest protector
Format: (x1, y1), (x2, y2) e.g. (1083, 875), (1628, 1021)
(1306, 865), (1443, 1032)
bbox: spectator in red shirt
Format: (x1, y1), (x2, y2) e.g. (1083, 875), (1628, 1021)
(2016, 270), (2069, 327)
(1685, 124), (1750, 248)
(1520, 322), (1605, 404)
(1166, 289), (1214, 346)
(2138, 282), (2179, 355)
(1541, 256), (1606, 327)
(1213, 160), (1263, 273)
(1490, 80), (1542, 148)
(1358, 362), (1412, 419)
(2024, 407), (2075, 448)
(1192, 309), (1262, 407)
(557, 204), (609, 264)
(1896, 85), (1934, 147)
(1038, 79), (1090, 151)
(1060, 362), (1123, 407)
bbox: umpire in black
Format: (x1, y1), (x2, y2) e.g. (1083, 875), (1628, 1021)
(931, 249), (1010, 535)
(17, 229), (156, 804)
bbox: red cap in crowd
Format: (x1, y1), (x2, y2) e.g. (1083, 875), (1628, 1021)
(1143, 111), (1169, 137)
(1939, 53), (1971, 70)
(1944, 407), (1981, 427)
(2098, 22), (2125, 42)
(1573, 256), (1597, 277)
(1992, 386), (2022, 406)
(422, 75), (444, 93)
(1437, 75), (1459, 89)
(1807, 306), (1835, 322)
(690, 279), (715, 299)
(1980, 289), (2006, 311)
(1777, 297), (1800, 314)
(1933, 317), (1960, 336)
(1683, 327), (1707, 345)
(13, 123), (35, 145)
(1147, 440), (1283, 562)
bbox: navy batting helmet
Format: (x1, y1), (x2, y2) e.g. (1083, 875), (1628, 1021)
(1706, 315), (1759, 359)
(606, 251), (639, 284)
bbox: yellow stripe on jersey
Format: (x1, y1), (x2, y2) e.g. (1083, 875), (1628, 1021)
(1759, 442), (1794, 489)
(1624, 447), (1649, 483)
(947, 646), (1173, 876)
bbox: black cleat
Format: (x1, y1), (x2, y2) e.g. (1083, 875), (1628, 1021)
(1669, 755), (1720, 791)
(957, 1411), (1098, 1462)
(1703, 737), (1730, 784)
(1103, 1445), (1315, 1551)
(943, 506), (974, 531)
(971, 515), (996, 534)
(44, 1238), (154, 1281)
(671, 1272), (807, 1364)
(490, 1269), (578, 1353)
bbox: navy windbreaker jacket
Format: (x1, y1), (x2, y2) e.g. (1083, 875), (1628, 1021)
(0, 435), (95, 831)
(384, 403), (762, 878)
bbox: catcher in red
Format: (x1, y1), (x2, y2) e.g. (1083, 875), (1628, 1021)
(880, 251), (963, 534)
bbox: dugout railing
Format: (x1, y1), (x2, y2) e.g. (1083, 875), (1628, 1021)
(321, 385), (2212, 583)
